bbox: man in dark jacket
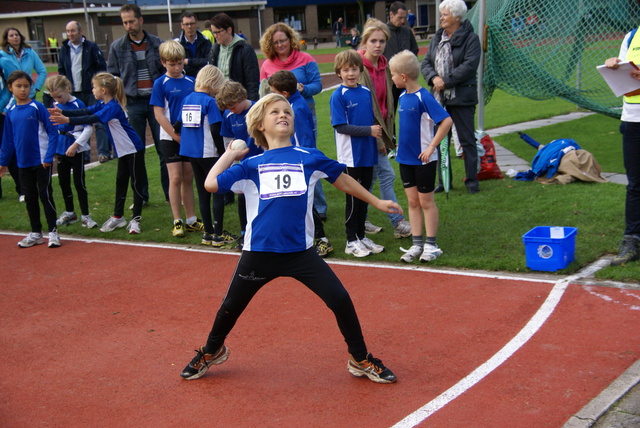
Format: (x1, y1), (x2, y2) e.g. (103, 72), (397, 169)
(58, 21), (110, 162)
(177, 12), (212, 78)
(108, 4), (167, 202)
(208, 13), (259, 101)
(384, 1), (419, 109)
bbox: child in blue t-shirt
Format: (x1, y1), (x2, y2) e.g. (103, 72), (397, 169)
(330, 50), (384, 258)
(46, 75), (97, 230)
(150, 41), (201, 238)
(0, 71), (60, 248)
(49, 72), (147, 235)
(216, 81), (260, 251)
(268, 70), (333, 258)
(389, 51), (453, 263)
(180, 93), (401, 384)
(177, 65), (237, 247)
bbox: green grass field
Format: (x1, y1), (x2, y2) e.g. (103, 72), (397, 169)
(3, 52), (636, 283)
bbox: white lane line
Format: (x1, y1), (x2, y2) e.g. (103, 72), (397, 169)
(391, 276), (573, 428)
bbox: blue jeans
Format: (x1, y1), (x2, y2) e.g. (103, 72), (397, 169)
(372, 152), (403, 227)
(127, 96), (168, 202)
(621, 121), (640, 237)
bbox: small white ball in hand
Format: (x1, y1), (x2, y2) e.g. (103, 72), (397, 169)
(231, 139), (247, 151)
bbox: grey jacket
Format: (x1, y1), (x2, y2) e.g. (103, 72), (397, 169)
(107, 30), (164, 97)
(421, 20), (480, 106)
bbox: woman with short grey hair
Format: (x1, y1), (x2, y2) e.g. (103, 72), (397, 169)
(421, 0), (481, 194)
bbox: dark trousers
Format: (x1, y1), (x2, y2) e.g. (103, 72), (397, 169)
(0, 115), (21, 198)
(190, 157), (225, 235)
(73, 91), (110, 158)
(447, 105), (479, 190)
(19, 165), (57, 233)
(621, 121), (640, 236)
(205, 248), (368, 360)
(113, 150), (146, 218)
(345, 166), (373, 242)
(127, 96), (168, 202)
(57, 153), (89, 215)
(237, 193), (247, 232)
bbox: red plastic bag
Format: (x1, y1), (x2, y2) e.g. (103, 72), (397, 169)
(477, 134), (504, 180)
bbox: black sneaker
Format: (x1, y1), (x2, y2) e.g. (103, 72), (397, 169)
(611, 237), (640, 266)
(180, 345), (230, 380)
(347, 353), (397, 384)
(185, 219), (205, 233)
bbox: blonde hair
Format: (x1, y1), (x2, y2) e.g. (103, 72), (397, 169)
(92, 72), (126, 110)
(45, 74), (72, 93)
(195, 65), (226, 95)
(388, 50), (420, 80)
(334, 50), (363, 75)
(216, 81), (248, 110)
(361, 18), (390, 44)
(159, 40), (186, 62)
(245, 93), (294, 150)
(259, 23), (301, 60)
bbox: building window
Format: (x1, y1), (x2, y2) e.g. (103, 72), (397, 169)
(274, 7), (306, 32)
(317, 3), (375, 31)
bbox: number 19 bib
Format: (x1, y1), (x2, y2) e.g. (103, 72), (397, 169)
(258, 163), (306, 199)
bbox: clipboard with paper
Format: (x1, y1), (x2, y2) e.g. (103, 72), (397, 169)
(596, 61), (640, 97)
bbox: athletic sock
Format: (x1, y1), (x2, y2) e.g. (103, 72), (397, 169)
(426, 236), (437, 247)
(186, 216), (197, 225)
(412, 236), (424, 247)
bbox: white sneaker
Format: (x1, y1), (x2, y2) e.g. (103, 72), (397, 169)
(345, 240), (372, 257)
(18, 195), (25, 203)
(400, 245), (423, 262)
(364, 220), (383, 234)
(17, 232), (44, 248)
(394, 220), (412, 238)
(100, 216), (127, 232)
(127, 216), (141, 234)
(48, 229), (61, 248)
(360, 236), (385, 254)
(420, 243), (443, 262)
(56, 211), (78, 227)
(81, 214), (98, 229)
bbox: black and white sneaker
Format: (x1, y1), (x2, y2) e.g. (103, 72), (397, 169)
(180, 345), (230, 380)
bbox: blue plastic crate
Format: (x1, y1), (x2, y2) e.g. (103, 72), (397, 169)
(522, 226), (578, 271)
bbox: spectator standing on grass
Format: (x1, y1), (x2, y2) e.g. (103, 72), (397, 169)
(260, 22), (328, 220)
(201, 20), (215, 45)
(421, 0), (481, 194)
(107, 4), (168, 203)
(383, 1), (419, 110)
(47, 32), (58, 63)
(208, 13), (260, 102)
(357, 18), (411, 240)
(0, 28), (47, 100)
(604, 18), (640, 266)
(345, 28), (361, 50)
(333, 17), (344, 47)
(46, 75), (98, 230)
(176, 12), (212, 78)
(179, 93), (399, 384)
(58, 21), (111, 163)
(0, 47), (23, 202)
(151, 41), (203, 239)
(0, 71), (60, 248)
(389, 51), (452, 263)
(408, 9), (416, 29)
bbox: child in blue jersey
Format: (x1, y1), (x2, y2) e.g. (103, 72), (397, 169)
(45, 75), (98, 230)
(177, 65), (238, 247)
(268, 70), (334, 258)
(150, 41), (202, 238)
(389, 51), (453, 263)
(216, 81), (261, 251)
(0, 71), (60, 248)
(180, 93), (401, 384)
(330, 50), (385, 258)
(49, 72), (147, 234)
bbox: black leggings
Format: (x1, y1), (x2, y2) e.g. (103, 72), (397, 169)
(205, 248), (368, 360)
(57, 153), (89, 215)
(19, 165), (57, 233)
(345, 166), (373, 242)
(113, 150), (146, 218)
(190, 157), (225, 235)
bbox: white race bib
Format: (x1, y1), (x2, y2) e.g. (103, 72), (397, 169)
(182, 105), (201, 127)
(258, 163), (306, 199)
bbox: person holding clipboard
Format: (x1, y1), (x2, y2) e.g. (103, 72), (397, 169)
(604, 13), (640, 266)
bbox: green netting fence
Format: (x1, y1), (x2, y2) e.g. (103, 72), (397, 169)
(467, 0), (640, 118)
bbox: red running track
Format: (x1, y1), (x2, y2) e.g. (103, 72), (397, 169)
(0, 233), (638, 427)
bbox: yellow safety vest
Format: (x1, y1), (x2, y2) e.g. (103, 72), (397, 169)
(48, 37), (58, 48)
(624, 27), (640, 104)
